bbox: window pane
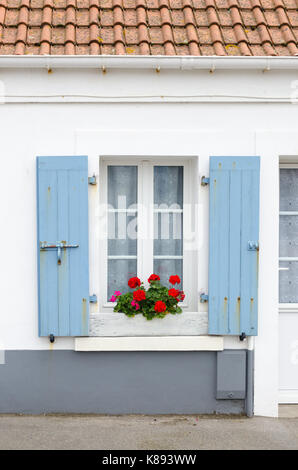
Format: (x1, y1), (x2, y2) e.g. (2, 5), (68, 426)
(108, 212), (137, 256)
(154, 166), (183, 206)
(279, 215), (298, 257)
(154, 166), (183, 289)
(154, 212), (183, 256)
(108, 166), (137, 208)
(108, 259), (137, 300)
(279, 261), (298, 303)
(108, 166), (137, 300)
(280, 169), (298, 211)
(154, 259), (183, 289)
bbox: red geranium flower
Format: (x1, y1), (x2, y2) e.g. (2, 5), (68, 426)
(133, 289), (146, 302)
(178, 291), (185, 302)
(169, 275), (181, 285)
(148, 274), (160, 283)
(168, 288), (180, 298)
(154, 301), (167, 313)
(128, 277), (141, 289)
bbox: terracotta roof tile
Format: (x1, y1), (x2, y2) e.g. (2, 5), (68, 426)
(260, 0), (275, 6)
(217, 10), (233, 26)
(194, 10), (210, 26)
(148, 11), (162, 27)
(5, 9), (18, 26)
(31, 0), (44, 6)
(0, 0), (297, 55)
(288, 10), (298, 26)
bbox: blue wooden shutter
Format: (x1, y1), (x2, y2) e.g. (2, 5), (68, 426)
(208, 157), (260, 336)
(37, 156), (89, 337)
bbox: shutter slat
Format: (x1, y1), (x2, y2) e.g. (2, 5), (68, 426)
(39, 169), (59, 336)
(228, 171), (242, 335)
(68, 168), (89, 336)
(57, 170), (70, 335)
(208, 156), (260, 336)
(209, 169), (230, 334)
(37, 156), (89, 337)
(240, 168), (259, 335)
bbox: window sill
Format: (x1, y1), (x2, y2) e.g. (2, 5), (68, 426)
(75, 335), (223, 352)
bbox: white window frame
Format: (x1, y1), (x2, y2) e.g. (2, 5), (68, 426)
(279, 162), (298, 314)
(85, 153), (210, 339)
(98, 156), (197, 314)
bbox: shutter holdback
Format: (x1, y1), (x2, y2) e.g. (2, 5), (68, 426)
(49, 334), (55, 343)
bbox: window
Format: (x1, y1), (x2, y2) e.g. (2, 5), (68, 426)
(99, 157), (197, 313)
(279, 165), (298, 304)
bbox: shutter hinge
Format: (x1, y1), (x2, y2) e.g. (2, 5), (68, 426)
(201, 176), (210, 186)
(89, 294), (97, 303)
(200, 293), (209, 303)
(247, 241), (259, 251)
(88, 175), (97, 185)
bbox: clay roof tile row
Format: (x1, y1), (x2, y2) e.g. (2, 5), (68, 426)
(0, 0), (297, 55)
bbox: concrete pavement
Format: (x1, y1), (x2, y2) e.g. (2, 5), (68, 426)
(0, 412), (297, 450)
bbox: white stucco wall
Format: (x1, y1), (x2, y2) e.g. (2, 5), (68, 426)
(0, 64), (297, 416)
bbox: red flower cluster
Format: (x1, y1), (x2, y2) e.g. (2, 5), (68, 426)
(154, 301), (167, 313)
(114, 273), (184, 319)
(148, 274), (160, 283)
(169, 275), (181, 285)
(168, 288), (180, 298)
(133, 289), (146, 302)
(128, 277), (141, 289)
(178, 291), (185, 302)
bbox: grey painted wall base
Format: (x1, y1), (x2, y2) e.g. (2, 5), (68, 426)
(0, 351), (246, 415)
